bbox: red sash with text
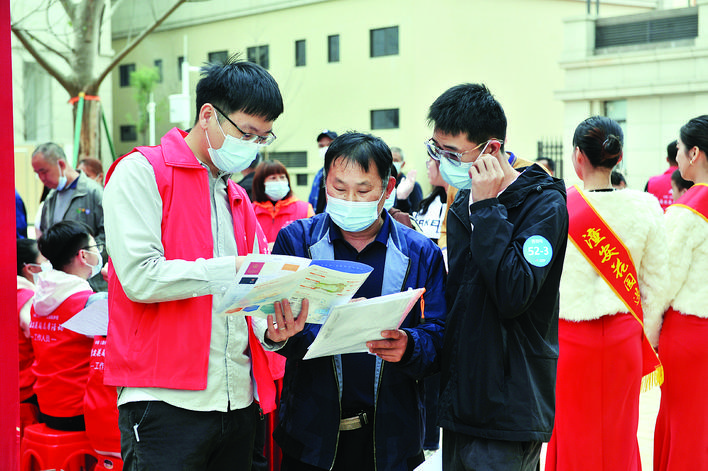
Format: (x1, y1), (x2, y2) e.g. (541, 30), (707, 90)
(567, 185), (663, 392)
(670, 183), (708, 222)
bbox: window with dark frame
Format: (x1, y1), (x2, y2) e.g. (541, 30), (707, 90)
(295, 40), (306, 66)
(370, 26), (399, 57)
(177, 56), (184, 80)
(119, 63), (136, 87)
(154, 59), (163, 83)
(371, 109), (399, 129)
(328, 34), (340, 63)
(247, 45), (270, 69)
(120, 125), (137, 142)
(268, 151), (307, 168)
(296, 174), (308, 186)
(208, 50), (229, 65)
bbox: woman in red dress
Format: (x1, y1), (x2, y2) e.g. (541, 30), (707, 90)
(654, 115), (708, 470)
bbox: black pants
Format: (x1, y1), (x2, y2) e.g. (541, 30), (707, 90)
(119, 401), (258, 471)
(38, 412), (85, 431)
(442, 429), (542, 471)
(281, 424), (375, 471)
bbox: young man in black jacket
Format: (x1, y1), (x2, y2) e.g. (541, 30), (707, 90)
(426, 83), (568, 470)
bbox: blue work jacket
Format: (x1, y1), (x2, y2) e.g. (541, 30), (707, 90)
(272, 211), (446, 471)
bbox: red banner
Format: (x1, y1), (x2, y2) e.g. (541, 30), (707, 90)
(567, 185), (663, 392)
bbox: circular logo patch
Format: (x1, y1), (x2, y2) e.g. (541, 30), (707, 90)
(523, 236), (553, 267)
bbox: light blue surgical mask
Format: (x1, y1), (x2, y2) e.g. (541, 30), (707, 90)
(265, 181), (290, 201)
(438, 141), (492, 190)
(56, 162), (67, 191)
(383, 189), (396, 211)
(326, 189), (385, 232)
(206, 118), (264, 173)
(85, 249), (103, 279)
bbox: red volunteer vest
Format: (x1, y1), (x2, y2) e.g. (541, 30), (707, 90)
(253, 197), (312, 243)
(646, 167), (675, 211)
(670, 182), (708, 222)
(17, 288), (36, 402)
(104, 128), (276, 411)
(84, 336), (120, 454)
(30, 291), (94, 417)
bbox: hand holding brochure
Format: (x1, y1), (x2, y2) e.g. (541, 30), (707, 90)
(216, 254), (373, 324)
(303, 288), (425, 360)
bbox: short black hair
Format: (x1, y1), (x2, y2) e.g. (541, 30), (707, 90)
(680, 115), (708, 156)
(536, 157), (556, 173)
(324, 132), (392, 185)
(195, 54), (284, 125)
(666, 140), (678, 165)
(611, 170), (626, 187)
(427, 83), (507, 151)
(38, 220), (93, 272)
(573, 116), (623, 169)
(671, 168), (694, 192)
(17, 238), (40, 276)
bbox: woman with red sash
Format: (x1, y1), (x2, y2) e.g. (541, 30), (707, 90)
(654, 115), (708, 470)
(546, 116), (668, 470)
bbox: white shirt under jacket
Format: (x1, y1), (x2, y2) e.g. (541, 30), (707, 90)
(559, 189), (669, 346)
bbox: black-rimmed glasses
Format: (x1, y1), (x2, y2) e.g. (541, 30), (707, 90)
(211, 104), (276, 145)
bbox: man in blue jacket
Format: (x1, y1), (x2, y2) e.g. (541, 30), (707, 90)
(426, 84), (568, 470)
(273, 131), (446, 471)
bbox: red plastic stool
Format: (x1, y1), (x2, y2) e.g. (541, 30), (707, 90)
(94, 454), (123, 471)
(20, 423), (98, 471)
(19, 403), (39, 441)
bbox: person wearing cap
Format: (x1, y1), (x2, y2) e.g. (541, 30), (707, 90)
(309, 129), (338, 214)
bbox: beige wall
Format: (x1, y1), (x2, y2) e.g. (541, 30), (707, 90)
(558, 0), (708, 189)
(111, 0), (653, 199)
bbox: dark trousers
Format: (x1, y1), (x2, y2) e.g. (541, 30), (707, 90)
(119, 400), (258, 471)
(423, 373), (441, 450)
(281, 424), (375, 471)
(442, 429), (542, 471)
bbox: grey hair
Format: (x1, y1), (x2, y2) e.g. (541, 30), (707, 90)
(32, 142), (67, 164)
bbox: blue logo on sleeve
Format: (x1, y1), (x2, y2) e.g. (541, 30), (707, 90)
(523, 236), (553, 267)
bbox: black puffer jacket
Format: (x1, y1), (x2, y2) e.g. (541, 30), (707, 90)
(439, 164), (568, 442)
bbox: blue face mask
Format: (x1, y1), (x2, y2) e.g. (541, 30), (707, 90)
(383, 189), (396, 211)
(438, 141), (492, 190)
(265, 181), (290, 201)
(206, 118), (264, 173)
(326, 189), (385, 232)
(56, 162), (67, 191)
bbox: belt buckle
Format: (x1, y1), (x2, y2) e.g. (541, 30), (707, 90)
(339, 411), (369, 431)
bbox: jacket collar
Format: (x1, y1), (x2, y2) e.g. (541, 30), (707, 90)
(161, 127), (206, 169)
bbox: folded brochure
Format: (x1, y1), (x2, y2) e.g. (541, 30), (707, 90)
(216, 254), (373, 324)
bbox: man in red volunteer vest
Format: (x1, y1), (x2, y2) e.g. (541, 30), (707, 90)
(103, 57), (308, 470)
(645, 140), (679, 210)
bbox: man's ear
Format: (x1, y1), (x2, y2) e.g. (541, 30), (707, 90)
(386, 176), (396, 197)
(487, 140), (503, 156)
(198, 103), (215, 129)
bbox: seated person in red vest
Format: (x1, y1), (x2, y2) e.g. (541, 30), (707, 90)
(670, 168), (694, 202)
(103, 56), (308, 470)
(17, 238), (47, 410)
(252, 159), (314, 250)
(31, 220), (104, 431)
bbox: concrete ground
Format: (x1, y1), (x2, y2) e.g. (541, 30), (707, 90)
(417, 387), (662, 470)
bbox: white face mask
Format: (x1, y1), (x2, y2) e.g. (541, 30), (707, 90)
(29, 261), (53, 283)
(206, 118), (264, 173)
(56, 162), (67, 191)
(264, 181), (290, 201)
(325, 189), (385, 232)
(319, 146), (328, 160)
(393, 161), (403, 174)
(85, 249), (103, 279)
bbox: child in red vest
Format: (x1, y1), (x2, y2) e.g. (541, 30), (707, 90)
(31, 220), (104, 431)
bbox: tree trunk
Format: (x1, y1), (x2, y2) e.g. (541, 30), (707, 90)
(71, 98), (102, 164)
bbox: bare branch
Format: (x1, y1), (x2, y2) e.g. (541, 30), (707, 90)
(92, 0), (187, 89)
(57, 0), (76, 19)
(20, 28), (73, 68)
(11, 25), (75, 94)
